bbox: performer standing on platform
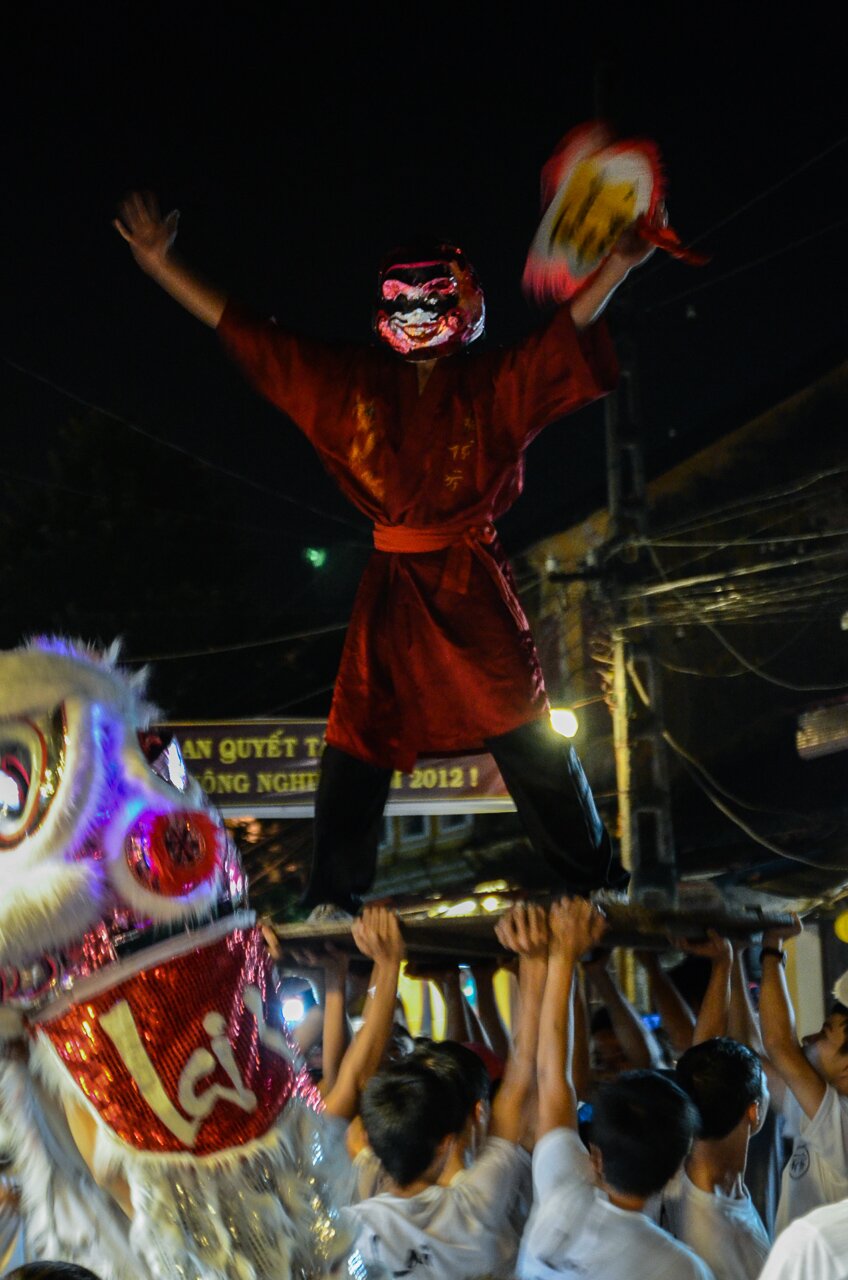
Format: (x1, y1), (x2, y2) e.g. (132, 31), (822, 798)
(115, 183), (656, 913)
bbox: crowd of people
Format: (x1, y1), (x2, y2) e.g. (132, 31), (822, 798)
(4, 900), (847, 1280)
(268, 899), (845, 1279)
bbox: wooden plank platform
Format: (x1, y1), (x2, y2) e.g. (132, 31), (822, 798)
(271, 898), (798, 963)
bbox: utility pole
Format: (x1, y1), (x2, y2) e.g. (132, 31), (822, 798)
(584, 54), (679, 906)
(599, 299), (678, 905)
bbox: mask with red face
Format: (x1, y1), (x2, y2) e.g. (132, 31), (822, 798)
(374, 242), (485, 359)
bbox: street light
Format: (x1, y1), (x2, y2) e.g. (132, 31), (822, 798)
(550, 707), (579, 738)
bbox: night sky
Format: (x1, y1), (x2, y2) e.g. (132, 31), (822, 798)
(3, 5), (846, 716)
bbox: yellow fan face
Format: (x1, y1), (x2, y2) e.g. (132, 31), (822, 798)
(548, 156), (640, 270)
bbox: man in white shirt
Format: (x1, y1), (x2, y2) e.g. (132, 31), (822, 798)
(518, 897), (714, 1280)
(652, 1037), (771, 1279)
(759, 920), (848, 1231)
(341, 903), (546, 1279)
(758, 1197), (848, 1280)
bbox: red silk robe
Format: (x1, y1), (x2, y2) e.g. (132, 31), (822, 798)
(219, 303), (617, 771)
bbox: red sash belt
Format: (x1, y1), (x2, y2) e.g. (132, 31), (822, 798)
(372, 520), (528, 629)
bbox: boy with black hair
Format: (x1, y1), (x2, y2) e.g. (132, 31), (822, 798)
(351, 1040), (493, 1200)
(411, 1041), (493, 1172)
(518, 897), (714, 1280)
(650, 1038), (771, 1279)
(341, 903), (547, 1279)
(758, 918), (848, 1230)
(360, 1059), (463, 1190)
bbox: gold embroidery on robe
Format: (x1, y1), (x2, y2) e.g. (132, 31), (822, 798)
(349, 397), (386, 502)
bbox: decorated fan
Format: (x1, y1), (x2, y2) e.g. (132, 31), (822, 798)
(523, 121), (706, 305)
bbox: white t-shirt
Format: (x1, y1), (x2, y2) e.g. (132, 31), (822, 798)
(352, 1145), (393, 1201)
(517, 1127), (715, 1280)
(648, 1167), (770, 1280)
(758, 1198), (848, 1280)
(341, 1136), (529, 1279)
(775, 1085), (848, 1232)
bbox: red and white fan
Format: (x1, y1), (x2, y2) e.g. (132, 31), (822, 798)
(523, 121), (706, 305)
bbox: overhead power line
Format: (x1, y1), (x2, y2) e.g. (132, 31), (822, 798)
(0, 464), (362, 544)
(647, 216), (848, 314)
(2, 354), (368, 537)
(657, 613), (820, 680)
(679, 135), (848, 254)
(635, 133), (848, 289)
(125, 622), (349, 664)
(264, 682), (337, 713)
(645, 528), (848, 550)
(626, 658), (847, 871)
(641, 546), (848, 692)
(623, 545), (848, 601)
(639, 468), (848, 543)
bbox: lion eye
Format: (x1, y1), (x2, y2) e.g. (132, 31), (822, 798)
(0, 751), (30, 816)
(0, 710), (66, 846)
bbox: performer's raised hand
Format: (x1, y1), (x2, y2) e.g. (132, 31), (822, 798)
(495, 901), (549, 960)
(548, 896), (608, 959)
(762, 913), (803, 951)
(114, 191), (179, 274)
(608, 222), (657, 271)
(324, 906), (404, 1121)
(352, 905), (405, 967)
(608, 202), (668, 272)
(260, 920), (283, 963)
(113, 190), (227, 328)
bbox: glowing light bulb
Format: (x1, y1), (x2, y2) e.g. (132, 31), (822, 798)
(282, 997), (305, 1025)
(550, 708), (578, 738)
(441, 899), (478, 918)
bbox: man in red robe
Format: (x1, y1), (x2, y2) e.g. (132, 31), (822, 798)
(116, 197), (654, 911)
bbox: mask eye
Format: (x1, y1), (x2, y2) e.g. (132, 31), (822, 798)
(137, 731), (189, 793)
(0, 709), (65, 847)
(426, 276), (457, 296)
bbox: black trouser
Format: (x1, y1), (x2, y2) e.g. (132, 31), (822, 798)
(303, 721), (621, 910)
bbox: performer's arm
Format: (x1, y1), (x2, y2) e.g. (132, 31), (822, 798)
(572, 965), (593, 1102)
(636, 948), (697, 1058)
(728, 939), (786, 1110)
(535, 898), (608, 1138)
(569, 224), (656, 330)
(684, 931), (733, 1045)
(318, 946), (351, 1094)
(490, 903), (548, 1144)
(759, 916), (824, 1119)
(435, 967), (475, 1042)
(583, 948), (663, 1069)
(470, 960), (511, 1062)
(728, 941), (766, 1056)
(114, 191), (227, 328)
(322, 907), (405, 1121)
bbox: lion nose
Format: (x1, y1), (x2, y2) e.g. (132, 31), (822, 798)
(124, 809), (223, 898)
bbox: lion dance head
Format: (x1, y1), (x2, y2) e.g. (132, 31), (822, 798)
(0, 639), (353, 1280)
